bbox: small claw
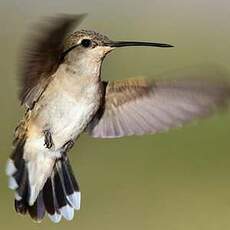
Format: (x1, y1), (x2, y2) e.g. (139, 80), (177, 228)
(43, 130), (53, 149)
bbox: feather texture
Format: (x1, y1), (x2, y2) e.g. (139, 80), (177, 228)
(7, 138), (80, 223)
(19, 14), (85, 108)
(88, 78), (230, 138)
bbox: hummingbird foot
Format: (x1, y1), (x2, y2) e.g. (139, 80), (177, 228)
(61, 140), (74, 154)
(43, 130), (54, 149)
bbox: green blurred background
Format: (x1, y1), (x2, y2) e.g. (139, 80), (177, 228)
(1, 0), (230, 229)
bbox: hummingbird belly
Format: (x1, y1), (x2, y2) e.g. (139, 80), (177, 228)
(33, 82), (101, 151)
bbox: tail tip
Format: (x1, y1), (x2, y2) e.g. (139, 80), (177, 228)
(60, 205), (74, 221)
(68, 191), (81, 210)
(6, 159), (19, 190)
(8, 177), (18, 190)
(6, 159), (17, 176)
(48, 212), (62, 223)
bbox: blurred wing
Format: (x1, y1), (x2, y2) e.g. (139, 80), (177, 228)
(87, 78), (230, 138)
(19, 14), (85, 108)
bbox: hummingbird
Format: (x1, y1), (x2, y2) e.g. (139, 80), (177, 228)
(6, 14), (230, 223)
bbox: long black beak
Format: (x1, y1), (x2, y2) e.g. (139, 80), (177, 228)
(108, 41), (174, 48)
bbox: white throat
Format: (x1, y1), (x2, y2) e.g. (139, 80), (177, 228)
(63, 46), (108, 79)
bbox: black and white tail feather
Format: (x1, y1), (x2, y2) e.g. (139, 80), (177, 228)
(6, 138), (81, 223)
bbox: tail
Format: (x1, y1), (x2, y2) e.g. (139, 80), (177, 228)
(6, 138), (81, 223)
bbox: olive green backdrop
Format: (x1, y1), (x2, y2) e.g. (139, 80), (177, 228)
(1, 0), (230, 229)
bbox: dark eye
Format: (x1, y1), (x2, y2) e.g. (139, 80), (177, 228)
(81, 39), (92, 48)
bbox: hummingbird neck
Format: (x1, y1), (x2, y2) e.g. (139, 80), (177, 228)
(63, 52), (102, 80)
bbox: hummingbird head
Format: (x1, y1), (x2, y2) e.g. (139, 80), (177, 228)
(62, 29), (173, 77)
(63, 29), (173, 60)
(63, 30), (114, 58)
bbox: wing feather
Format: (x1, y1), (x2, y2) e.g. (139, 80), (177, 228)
(19, 14), (85, 108)
(87, 78), (230, 138)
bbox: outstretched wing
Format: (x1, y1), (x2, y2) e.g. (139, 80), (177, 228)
(19, 14), (85, 108)
(87, 78), (230, 138)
